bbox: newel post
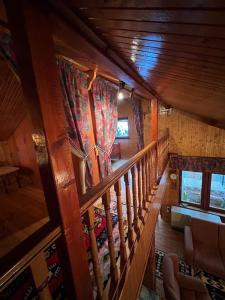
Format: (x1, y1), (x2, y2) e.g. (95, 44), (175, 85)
(4, 1), (93, 299)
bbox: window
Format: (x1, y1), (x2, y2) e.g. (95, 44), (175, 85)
(116, 118), (129, 138)
(181, 171), (203, 205)
(209, 174), (225, 210)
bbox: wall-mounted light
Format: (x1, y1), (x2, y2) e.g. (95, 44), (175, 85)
(117, 81), (125, 101)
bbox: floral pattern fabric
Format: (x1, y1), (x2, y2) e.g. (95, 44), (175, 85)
(131, 93), (144, 150)
(92, 76), (118, 178)
(170, 155), (225, 174)
(57, 58), (93, 186)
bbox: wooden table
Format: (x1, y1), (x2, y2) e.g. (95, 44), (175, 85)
(0, 166), (20, 193)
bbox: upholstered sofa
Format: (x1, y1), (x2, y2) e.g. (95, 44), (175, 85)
(163, 253), (210, 300)
(185, 217), (225, 279)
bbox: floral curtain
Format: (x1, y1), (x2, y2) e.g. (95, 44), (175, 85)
(131, 93), (144, 150)
(170, 155), (225, 174)
(57, 58), (93, 186)
(92, 76), (118, 178)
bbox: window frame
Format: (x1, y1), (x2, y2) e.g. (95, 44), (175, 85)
(115, 117), (130, 139)
(179, 170), (225, 213)
(179, 170), (204, 208)
(208, 173), (225, 212)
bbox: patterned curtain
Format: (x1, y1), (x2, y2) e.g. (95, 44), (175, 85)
(131, 93), (144, 150)
(92, 76), (118, 178)
(57, 58), (93, 186)
(170, 155), (225, 174)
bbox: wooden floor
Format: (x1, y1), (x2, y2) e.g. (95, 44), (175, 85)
(155, 215), (184, 298)
(156, 215), (184, 258)
(0, 185), (49, 258)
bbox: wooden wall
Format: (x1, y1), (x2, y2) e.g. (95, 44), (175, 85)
(115, 98), (138, 158)
(159, 109), (225, 157)
(0, 115), (42, 187)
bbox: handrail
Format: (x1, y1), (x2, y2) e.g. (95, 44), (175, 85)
(80, 141), (157, 215)
(79, 132), (169, 300)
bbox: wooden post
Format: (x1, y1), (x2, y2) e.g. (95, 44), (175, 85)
(102, 191), (118, 283)
(5, 1), (93, 299)
(114, 180), (127, 267)
(150, 98), (158, 142)
(151, 98), (158, 183)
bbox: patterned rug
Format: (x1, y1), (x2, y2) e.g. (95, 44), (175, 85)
(82, 207), (118, 251)
(155, 249), (225, 300)
(82, 207), (122, 287)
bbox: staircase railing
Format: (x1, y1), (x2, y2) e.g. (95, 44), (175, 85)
(80, 132), (169, 299)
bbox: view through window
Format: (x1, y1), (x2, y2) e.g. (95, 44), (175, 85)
(116, 118), (129, 138)
(181, 171), (203, 205)
(210, 174), (225, 210)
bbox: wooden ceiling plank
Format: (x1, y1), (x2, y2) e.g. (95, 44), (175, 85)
(137, 68), (225, 88)
(66, 0), (225, 9)
(126, 56), (225, 77)
(103, 31), (225, 49)
(107, 28), (225, 41)
(81, 9), (225, 25)
(107, 34), (225, 51)
(130, 60), (225, 81)
(92, 19), (225, 39)
(120, 48), (225, 67)
(112, 39), (225, 58)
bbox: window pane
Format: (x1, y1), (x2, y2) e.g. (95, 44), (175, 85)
(210, 174), (225, 210)
(116, 119), (129, 138)
(181, 171), (202, 205)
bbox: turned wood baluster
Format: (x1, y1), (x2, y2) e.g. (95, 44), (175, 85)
(124, 173), (134, 247)
(131, 166), (139, 233)
(102, 191), (118, 283)
(150, 150), (154, 191)
(145, 154), (149, 203)
(84, 207), (104, 299)
(141, 156), (146, 210)
(114, 180), (127, 266)
(137, 161), (143, 220)
(147, 151), (152, 196)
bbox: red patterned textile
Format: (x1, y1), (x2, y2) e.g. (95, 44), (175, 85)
(92, 76), (118, 178)
(57, 58), (93, 186)
(131, 93), (144, 150)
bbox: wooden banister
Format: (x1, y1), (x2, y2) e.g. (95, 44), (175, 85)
(80, 141), (157, 214)
(79, 132), (169, 299)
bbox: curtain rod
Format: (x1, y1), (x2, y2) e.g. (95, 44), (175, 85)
(57, 53), (149, 101)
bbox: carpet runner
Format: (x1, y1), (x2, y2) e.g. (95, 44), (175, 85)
(156, 249), (225, 300)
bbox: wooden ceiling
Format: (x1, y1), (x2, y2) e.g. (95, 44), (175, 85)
(1, 0), (225, 130)
(64, 0), (225, 129)
(0, 59), (26, 140)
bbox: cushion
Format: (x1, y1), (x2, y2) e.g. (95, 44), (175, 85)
(191, 218), (219, 247)
(219, 224), (225, 266)
(163, 254), (181, 300)
(181, 289), (196, 300)
(195, 242), (225, 278)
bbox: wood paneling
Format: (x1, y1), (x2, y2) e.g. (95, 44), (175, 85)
(67, 0), (225, 128)
(0, 61), (26, 141)
(159, 109), (225, 157)
(7, 115), (42, 187)
(0, 186), (48, 258)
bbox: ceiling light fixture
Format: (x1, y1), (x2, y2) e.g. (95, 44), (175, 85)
(117, 81), (125, 101)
